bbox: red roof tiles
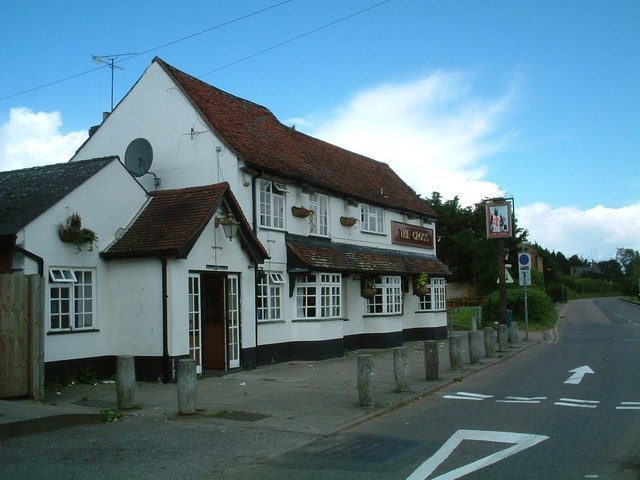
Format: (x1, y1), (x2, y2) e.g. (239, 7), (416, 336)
(102, 182), (268, 261)
(155, 57), (436, 218)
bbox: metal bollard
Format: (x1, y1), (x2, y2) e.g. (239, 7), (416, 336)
(177, 358), (197, 415)
(468, 330), (483, 364)
(484, 327), (496, 358)
(424, 340), (439, 381)
(448, 335), (462, 371)
(116, 355), (136, 410)
(393, 347), (410, 392)
(357, 355), (376, 406)
(498, 324), (508, 352)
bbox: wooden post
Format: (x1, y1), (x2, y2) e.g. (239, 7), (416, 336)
(28, 275), (45, 401)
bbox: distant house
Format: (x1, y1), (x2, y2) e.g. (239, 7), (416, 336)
(3, 56), (451, 381)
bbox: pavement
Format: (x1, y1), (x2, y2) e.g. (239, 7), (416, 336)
(0, 327), (547, 442)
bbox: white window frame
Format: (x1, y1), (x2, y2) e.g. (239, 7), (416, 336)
(366, 275), (403, 315)
(361, 204), (385, 234)
(309, 193), (329, 237)
(295, 273), (342, 319)
(188, 274), (202, 373)
(258, 179), (285, 230)
(48, 268), (95, 331)
(257, 271), (284, 321)
(417, 277), (447, 311)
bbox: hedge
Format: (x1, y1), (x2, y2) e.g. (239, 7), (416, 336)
(484, 287), (556, 328)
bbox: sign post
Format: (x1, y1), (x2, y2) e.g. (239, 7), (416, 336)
(518, 251), (531, 340)
(485, 199), (514, 325)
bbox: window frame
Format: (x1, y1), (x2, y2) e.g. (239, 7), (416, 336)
(365, 275), (403, 315)
(417, 277), (447, 312)
(309, 192), (329, 237)
(295, 273), (342, 320)
(257, 271), (284, 321)
(258, 179), (285, 230)
(360, 204), (385, 234)
(48, 267), (96, 332)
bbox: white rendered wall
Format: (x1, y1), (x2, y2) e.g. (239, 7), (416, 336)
(20, 160), (149, 362)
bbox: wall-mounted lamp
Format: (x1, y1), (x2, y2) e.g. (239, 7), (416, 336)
(215, 211), (239, 241)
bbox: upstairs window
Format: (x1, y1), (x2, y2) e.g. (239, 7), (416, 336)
(258, 180), (285, 230)
(49, 268), (95, 331)
(418, 277), (446, 311)
(366, 276), (402, 315)
(309, 193), (329, 237)
(361, 204), (384, 234)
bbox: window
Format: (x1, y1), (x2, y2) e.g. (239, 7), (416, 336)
(418, 277), (446, 311)
(49, 268), (94, 331)
(258, 180), (285, 229)
(361, 204), (385, 234)
(366, 276), (403, 315)
(309, 193), (329, 236)
(295, 273), (341, 319)
(188, 275), (201, 367)
(257, 271), (284, 321)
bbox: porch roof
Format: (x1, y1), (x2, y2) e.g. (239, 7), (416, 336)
(102, 182), (268, 263)
(285, 234), (451, 277)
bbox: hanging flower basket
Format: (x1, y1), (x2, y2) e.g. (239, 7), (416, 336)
(291, 206), (313, 218)
(361, 277), (377, 299)
(413, 272), (429, 296)
(340, 216), (357, 227)
(58, 212), (98, 252)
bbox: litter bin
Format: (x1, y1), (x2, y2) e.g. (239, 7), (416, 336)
(506, 309), (513, 326)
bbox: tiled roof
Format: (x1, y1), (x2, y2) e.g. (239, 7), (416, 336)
(155, 57), (436, 218)
(0, 157), (117, 236)
(286, 234), (451, 276)
(102, 182), (268, 262)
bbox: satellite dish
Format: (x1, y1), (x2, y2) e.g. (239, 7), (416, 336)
(124, 138), (153, 177)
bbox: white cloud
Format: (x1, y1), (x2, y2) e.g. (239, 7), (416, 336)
(298, 71), (515, 205)
(518, 202), (640, 260)
(0, 107), (87, 171)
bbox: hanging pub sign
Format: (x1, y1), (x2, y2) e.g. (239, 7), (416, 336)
(485, 199), (513, 239)
(391, 221), (434, 249)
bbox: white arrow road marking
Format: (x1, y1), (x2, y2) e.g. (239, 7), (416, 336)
(442, 392), (493, 401)
(405, 429), (549, 480)
(554, 398), (600, 408)
(564, 365), (594, 384)
(616, 402), (640, 410)
(496, 396), (547, 404)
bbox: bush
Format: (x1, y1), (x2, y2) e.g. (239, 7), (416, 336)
(484, 287), (556, 328)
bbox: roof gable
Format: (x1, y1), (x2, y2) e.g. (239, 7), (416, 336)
(154, 57), (435, 218)
(0, 157), (118, 236)
(102, 182), (268, 262)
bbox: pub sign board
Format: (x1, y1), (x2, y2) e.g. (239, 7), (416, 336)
(391, 221), (434, 249)
(485, 200), (513, 240)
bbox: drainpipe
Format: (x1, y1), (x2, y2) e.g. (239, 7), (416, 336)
(251, 172), (263, 368)
(161, 256), (170, 383)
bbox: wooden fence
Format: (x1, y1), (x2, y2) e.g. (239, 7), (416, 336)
(0, 274), (44, 400)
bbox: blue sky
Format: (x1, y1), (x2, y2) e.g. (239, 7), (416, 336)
(1, 0), (639, 260)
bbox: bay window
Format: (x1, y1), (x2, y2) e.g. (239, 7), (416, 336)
(418, 277), (446, 311)
(295, 273), (341, 319)
(366, 276), (403, 315)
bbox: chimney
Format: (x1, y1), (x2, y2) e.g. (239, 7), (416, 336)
(102, 111), (110, 121)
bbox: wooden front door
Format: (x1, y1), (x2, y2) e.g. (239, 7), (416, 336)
(201, 274), (226, 370)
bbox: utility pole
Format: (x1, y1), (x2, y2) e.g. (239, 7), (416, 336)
(92, 53), (136, 112)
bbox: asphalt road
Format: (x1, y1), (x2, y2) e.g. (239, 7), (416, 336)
(216, 298), (640, 480)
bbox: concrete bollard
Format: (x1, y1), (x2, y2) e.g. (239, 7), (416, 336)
(508, 322), (519, 347)
(177, 358), (197, 415)
(448, 335), (462, 371)
(484, 327), (496, 358)
(498, 324), (508, 352)
(116, 355), (136, 410)
(357, 355), (376, 407)
(393, 347), (410, 392)
(468, 330), (483, 364)
(424, 340), (439, 381)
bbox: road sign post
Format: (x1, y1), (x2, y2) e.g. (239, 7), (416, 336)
(518, 252), (532, 340)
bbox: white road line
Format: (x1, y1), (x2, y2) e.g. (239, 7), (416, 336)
(504, 396), (547, 401)
(620, 402), (640, 405)
(455, 392), (493, 398)
(443, 395), (484, 401)
(496, 400), (541, 404)
(554, 402), (598, 409)
(616, 406), (640, 410)
(558, 398), (599, 404)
